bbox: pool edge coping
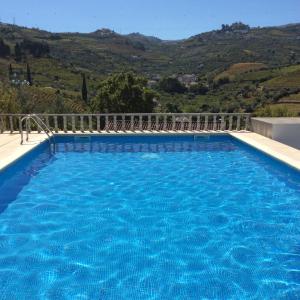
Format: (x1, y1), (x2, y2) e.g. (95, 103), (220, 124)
(229, 132), (300, 171)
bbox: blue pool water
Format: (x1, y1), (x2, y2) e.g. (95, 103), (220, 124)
(0, 135), (300, 299)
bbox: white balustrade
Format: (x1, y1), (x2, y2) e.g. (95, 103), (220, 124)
(0, 113), (252, 134)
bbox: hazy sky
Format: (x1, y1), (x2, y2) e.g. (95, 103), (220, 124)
(1, 0), (299, 39)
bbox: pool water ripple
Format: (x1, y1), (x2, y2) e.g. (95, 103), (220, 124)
(0, 136), (300, 299)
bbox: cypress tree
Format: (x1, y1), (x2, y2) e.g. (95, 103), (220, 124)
(81, 73), (88, 103)
(26, 63), (32, 86)
(0, 38), (10, 57)
(8, 64), (13, 80)
(14, 43), (22, 62)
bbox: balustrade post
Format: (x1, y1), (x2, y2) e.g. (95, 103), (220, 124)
(54, 116), (58, 133)
(172, 115), (176, 131)
(37, 115), (41, 133)
(96, 115), (100, 132)
(80, 115), (84, 132)
(229, 115), (233, 131)
(25, 118), (29, 140)
(139, 115), (143, 131)
(45, 115), (50, 130)
(88, 115), (93, 132)
(221, 115), (225, 131)
(28, 118), (32, 133)
(163, 115), (167, 131)
(196, 115), (200, 131)
(188, 116), (192, 131)
(213, 115), (217, 131)
(148, 115), (151, 131)
(155, 115), (159, 131)
(180, 116), (184, 131)
(113, 115), (117, 131)
(63, 115), (67, 132)
(9, 116), (14, 133)
(72, 115), (76, 132)
(0, 116), (4, 133)
(37, 115), (42, 133)
(121, 115), (125, 131)
(130, 115), (134, 131)
(237, 115), (241, 131)
(105, 115), (109, 131)
(245, 115), (250, 131)
(18, 116), (22, 133)
(204, 115), (208, 131)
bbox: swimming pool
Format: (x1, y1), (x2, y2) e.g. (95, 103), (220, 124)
(0, 135), (300, 299)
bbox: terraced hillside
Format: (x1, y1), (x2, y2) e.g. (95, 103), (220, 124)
(156, 62), (300, 116)
(1, 22), (300, 78)
(0, 22), (300, 115)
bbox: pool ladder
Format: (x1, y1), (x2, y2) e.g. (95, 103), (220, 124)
(20, 114), (56, 154)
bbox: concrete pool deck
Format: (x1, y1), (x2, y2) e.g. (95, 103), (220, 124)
(0, 133), (47, 171)
(0, 131), (300, 172)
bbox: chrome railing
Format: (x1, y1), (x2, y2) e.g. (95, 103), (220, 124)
(20, 114), (56, 154)
(0, 113), (251, 133)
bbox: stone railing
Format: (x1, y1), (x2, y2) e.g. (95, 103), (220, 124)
(0, 113), (251, 133)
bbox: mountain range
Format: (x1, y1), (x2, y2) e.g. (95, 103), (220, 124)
(0, 22), (300, 115)
(1, 22), (300, 77)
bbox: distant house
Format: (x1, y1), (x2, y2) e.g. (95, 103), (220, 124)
(178, 74), (198, 87)
(131, 55), (140, 60)
(151, 74), (161, 81)
(147, 80), (157, 88)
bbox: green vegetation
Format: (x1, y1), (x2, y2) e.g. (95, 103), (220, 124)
(158, 77), (186, 94)
(14, 43), (22, 62)
(0, 38), (10, 57)
(0, 82), (86, 114)
(280, 92), (300, 102)
(81, 73), (88, 103)
(26, 63), (32, 86)
(256, 104), (298, 117)
(91, 72), (156, 113)
(0, 22), (300, 116)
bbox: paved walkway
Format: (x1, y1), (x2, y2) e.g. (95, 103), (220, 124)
(0, 133), (47, 171)
(0, 131), (300, 171)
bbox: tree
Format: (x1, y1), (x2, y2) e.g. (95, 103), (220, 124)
(26, 63), (33, 86)
(14, 43), (22, 62)
(91, 72), (157, 113)
(230, 22), (250, 31)
(165, 102), (182, 113)
(189, 83), (209, 95)
(81, 73), (88, 103)
(214, 76), (230, 87)
(289, 51), (296, 64)
(8, 64), (13, 80)
(0, 39), (10, 57)
(221, 24), (229, 32)
(54, 90), (65, 113)
(20, 39), (50, 58)
(158, 77), (187, 94)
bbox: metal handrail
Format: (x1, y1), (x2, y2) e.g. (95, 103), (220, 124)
(20, 114), (56, 153)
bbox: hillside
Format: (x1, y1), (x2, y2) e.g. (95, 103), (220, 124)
(0, 22), (300, 115)
(1, 22), (300, 78)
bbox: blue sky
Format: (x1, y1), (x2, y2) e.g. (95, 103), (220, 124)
(1, 0), (299, 39)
